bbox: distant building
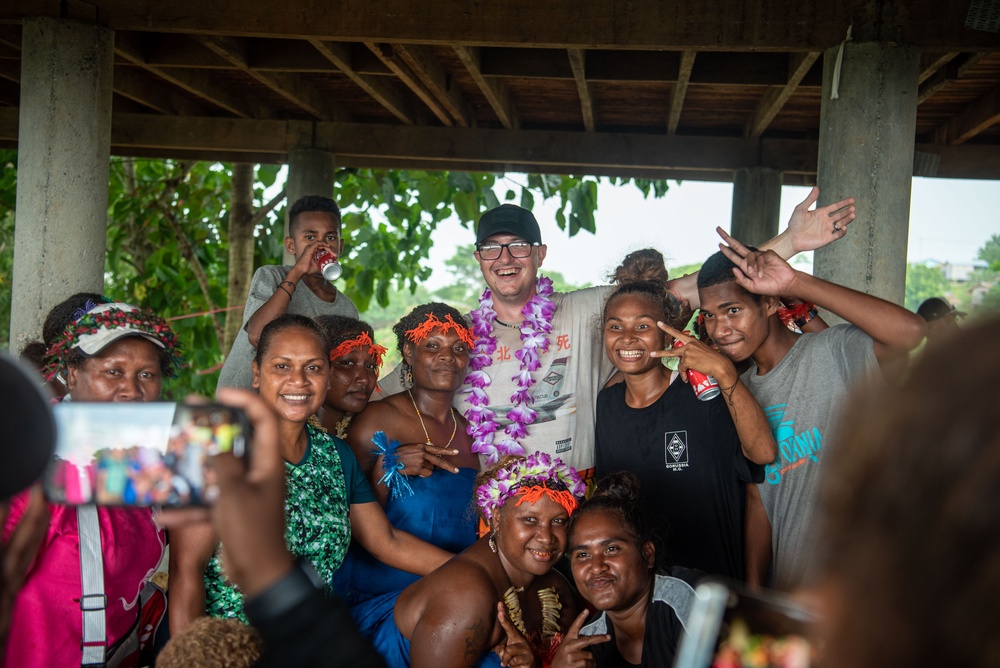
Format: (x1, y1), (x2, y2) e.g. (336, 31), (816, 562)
(940, 261), (988, 282)
(971, 281), (997, 307)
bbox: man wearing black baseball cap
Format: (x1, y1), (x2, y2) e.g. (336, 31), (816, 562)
(917, 296), (966, 342)
(380, 191), (859, 484)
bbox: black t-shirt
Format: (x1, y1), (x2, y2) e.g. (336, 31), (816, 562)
(595, 376), (763, 580)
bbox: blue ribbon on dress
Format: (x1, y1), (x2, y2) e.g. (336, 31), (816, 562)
(371, 431), (414, 499)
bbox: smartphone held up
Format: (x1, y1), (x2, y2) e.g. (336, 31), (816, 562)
(44, 402), (249, 508)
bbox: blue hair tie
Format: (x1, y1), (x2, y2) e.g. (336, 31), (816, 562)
(371, 431), (413, 499)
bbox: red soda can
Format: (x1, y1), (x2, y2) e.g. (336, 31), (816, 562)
(313, 248), (342, 281)
(672, 339), (721, 401)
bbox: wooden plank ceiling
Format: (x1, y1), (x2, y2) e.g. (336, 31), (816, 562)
(1, 0), (999, 182)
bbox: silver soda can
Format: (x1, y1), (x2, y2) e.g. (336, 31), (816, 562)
(672, 339), (721, 401)
(313, 248), (342, 281)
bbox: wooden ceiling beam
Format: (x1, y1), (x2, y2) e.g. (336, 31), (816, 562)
(115, 32), (262, 118)
(667, 50), (696, 136)
(197, 34), (348, 121)
(745, 51), (820, 138)
(5, 0), (999, 50)
(309, 39), (416, 125)
(918, 52), (959, 85)
(931, 84), (1000, 145)
(453, 45), (519, 130)
(567, 49), (595, 132)
(111, 67), (209, 115)
(393, 43), (473, 128)
(0, 109), (997, 179)
(366, 43), (454, 126)
(918, 52), (991, 105)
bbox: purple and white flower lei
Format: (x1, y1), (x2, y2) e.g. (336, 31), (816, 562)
(463, 277), (556, 465)
(476, 452), (586, 522)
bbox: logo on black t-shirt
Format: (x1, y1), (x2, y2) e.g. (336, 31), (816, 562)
(664, 431), (689, 471)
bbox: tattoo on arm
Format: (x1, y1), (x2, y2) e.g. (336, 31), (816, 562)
(464, 617), (490, 662)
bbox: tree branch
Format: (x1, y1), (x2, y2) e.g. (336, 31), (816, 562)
(250, 188), (286, 228)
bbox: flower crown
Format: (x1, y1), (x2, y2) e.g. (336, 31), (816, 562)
(43, 303), (183, 380)
(330, 331), (388, 372)
(404, 313), (475, 349)
(476, 452), (586, 522)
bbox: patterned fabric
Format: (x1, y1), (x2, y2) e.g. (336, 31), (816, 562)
(204, 424), (352, 622)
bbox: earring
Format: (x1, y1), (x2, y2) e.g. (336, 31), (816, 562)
(489, 531), (498, 554)
(400, 363), (413, 387)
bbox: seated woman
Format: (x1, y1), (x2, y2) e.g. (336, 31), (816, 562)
(595, 249), (775, 581)
(344, 303), (480, 604)
(4, 299), (180, 667)
(314, 315), (384, 438)
(168, 314), (453, 631)
(555, 472), (697, 668)
(361, 452), (585, 668)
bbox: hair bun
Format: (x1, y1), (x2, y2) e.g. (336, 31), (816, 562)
(591, 471), (642, 506)
(610, 249), (669, 288)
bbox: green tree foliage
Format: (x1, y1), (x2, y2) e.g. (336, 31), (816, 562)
(978, 234), (1000, 272)
(904, 263), (949, 312)
(1, 157), (669, 396)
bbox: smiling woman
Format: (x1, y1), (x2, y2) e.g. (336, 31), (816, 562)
(595, 249), (775, 583)
(168, 314), (453, 635)
(355, 452), (586, 668)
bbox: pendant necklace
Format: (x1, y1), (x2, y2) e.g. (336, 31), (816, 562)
(408, 388), (457, 447)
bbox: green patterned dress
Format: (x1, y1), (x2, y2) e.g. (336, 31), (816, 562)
(204, 424), (353, 622)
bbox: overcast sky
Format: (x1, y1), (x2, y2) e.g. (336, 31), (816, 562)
(421, 176), (1000, 290)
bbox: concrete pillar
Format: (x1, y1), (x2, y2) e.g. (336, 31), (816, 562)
(283, 148), (335, 264)
(730, 167), (783, 248)
(9, 18), (114, 352)
(813, 42), (920, 305)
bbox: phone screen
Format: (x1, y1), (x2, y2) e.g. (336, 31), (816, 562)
(675, 581), (821, 668)
(45, 402), (247, 507)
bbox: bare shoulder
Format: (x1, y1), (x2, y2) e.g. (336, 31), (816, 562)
(402, 552), (505, 668)
(396, 548), (499, 637)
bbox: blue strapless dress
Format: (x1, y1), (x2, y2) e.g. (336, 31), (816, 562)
(337, 467), (478, 606)
(360, 591), (502, 668)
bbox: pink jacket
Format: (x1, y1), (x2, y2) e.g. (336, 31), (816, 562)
(2, 492), (165, 667)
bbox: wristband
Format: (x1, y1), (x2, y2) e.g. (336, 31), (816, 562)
(277, 285), (293, 299)
(280, 280), (296, 290)
(245, 559), (323, 624)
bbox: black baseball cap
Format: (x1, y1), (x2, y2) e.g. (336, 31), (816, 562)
(0, 354), (55, 499)
(476, 204), (543, 246)
(917, 297), (967, 322)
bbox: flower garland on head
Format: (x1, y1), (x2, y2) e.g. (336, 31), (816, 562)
(42, 303), (183, 381)
(404, 313), (475, 349)
(329, 331), (389, 373)
(465, 277), (555, 464)
(476, 451), (585, 523)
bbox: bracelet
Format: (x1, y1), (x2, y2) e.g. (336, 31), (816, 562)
(370, 431), (413, 499)
(277, 285), (293, 299)
(280, 280), (296, 290)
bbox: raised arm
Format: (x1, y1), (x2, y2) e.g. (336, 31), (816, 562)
(667, 187), (855, 309)
(654, 324), (777, 465)
(349, 501), (453, 575)
(718, 230), (926, 365)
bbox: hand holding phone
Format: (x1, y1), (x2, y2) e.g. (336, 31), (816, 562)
(45, 402), (249, 507)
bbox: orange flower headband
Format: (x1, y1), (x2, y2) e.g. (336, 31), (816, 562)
(404, 313), (475, 349)
(514, 484), (580, 519)
(329, 332), (388, 372)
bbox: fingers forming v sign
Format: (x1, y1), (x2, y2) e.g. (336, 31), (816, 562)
(716, 229), (798, 298)
(550, 609), (610, 668)
(497, 602), (536, 668)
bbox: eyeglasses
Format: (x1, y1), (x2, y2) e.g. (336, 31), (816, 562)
(475, 242), (537, 260)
